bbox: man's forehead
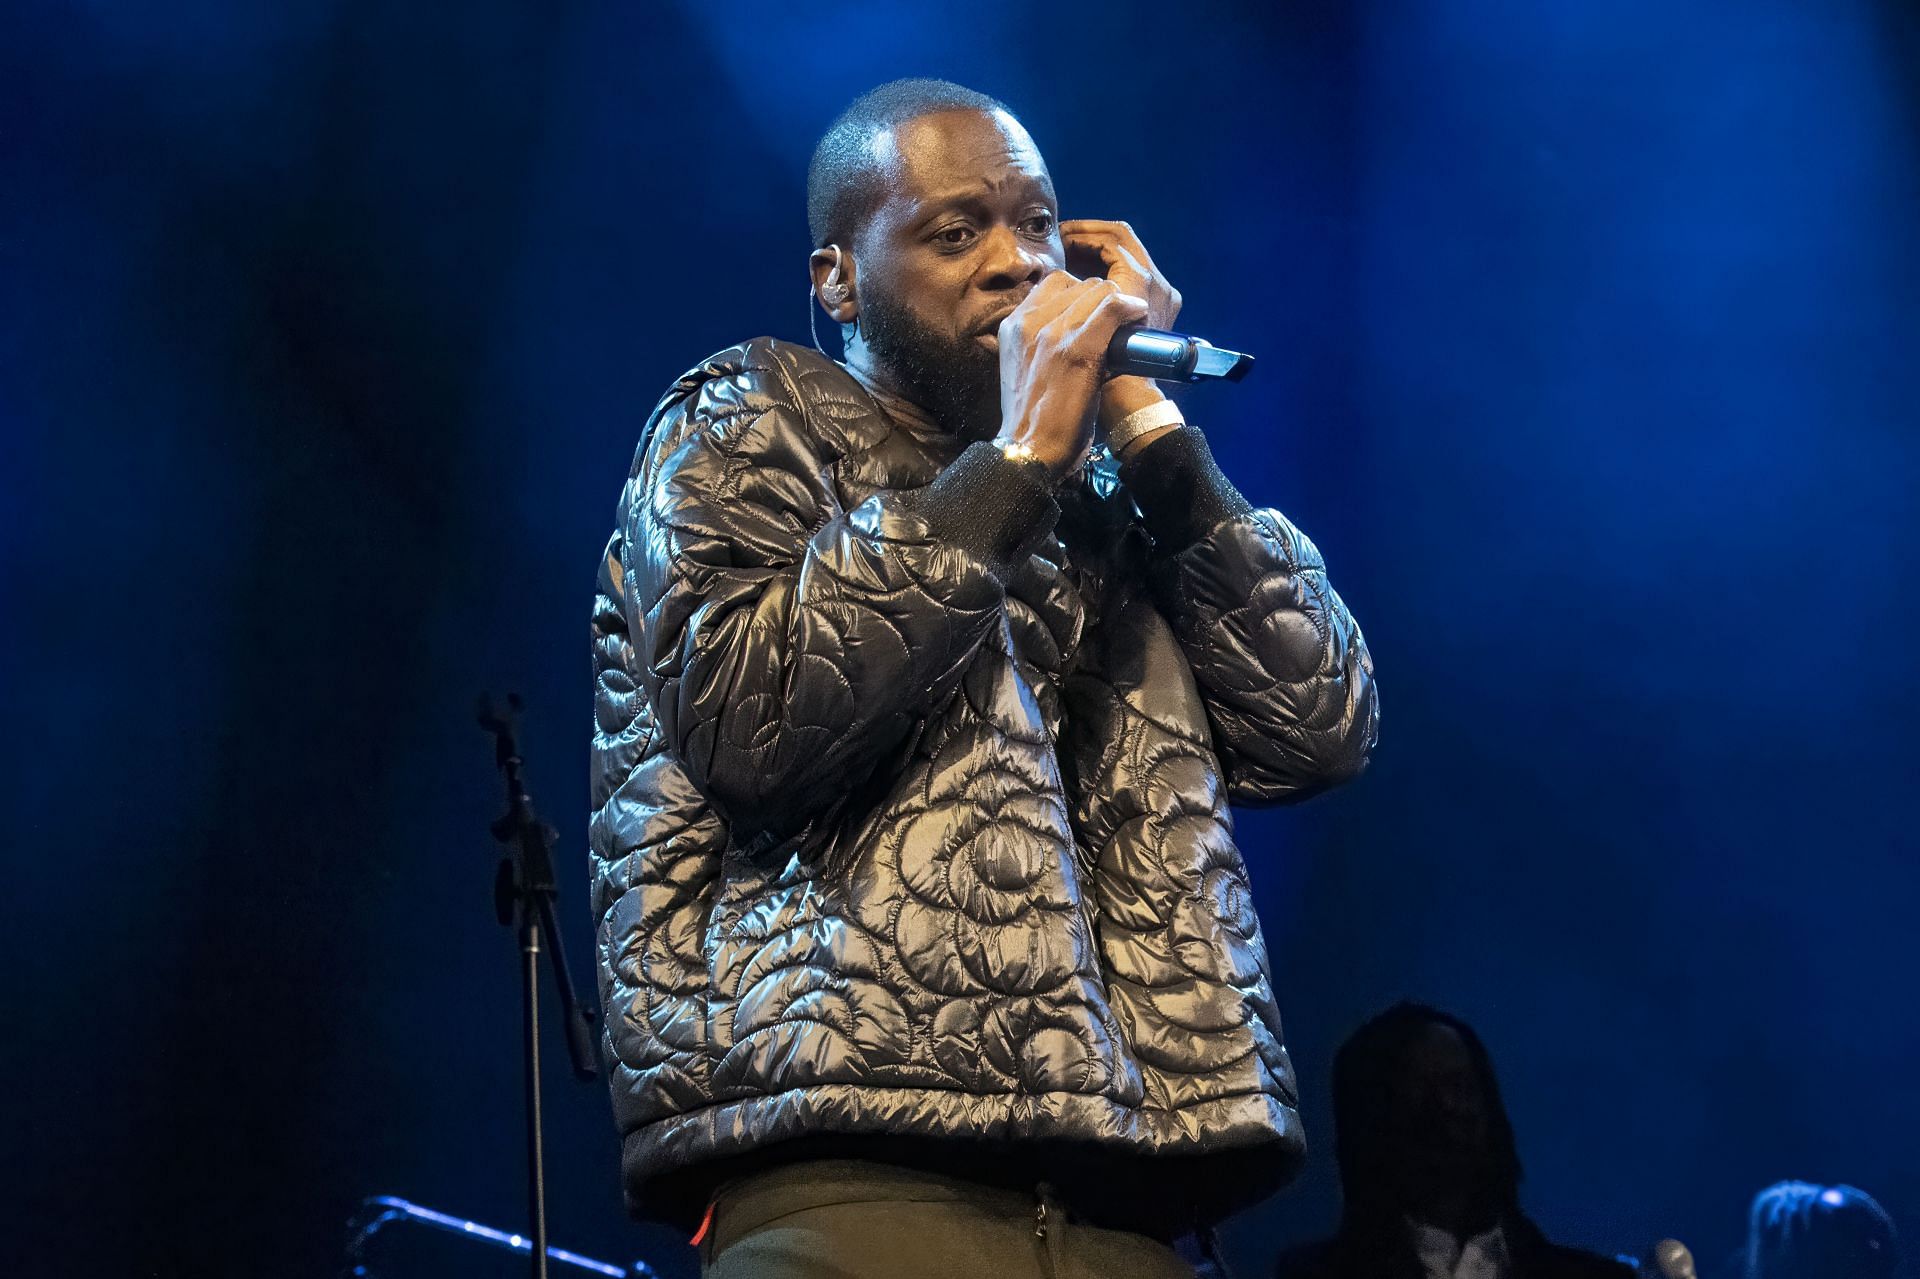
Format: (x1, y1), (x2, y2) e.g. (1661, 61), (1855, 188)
(867, 108), (1053, 207)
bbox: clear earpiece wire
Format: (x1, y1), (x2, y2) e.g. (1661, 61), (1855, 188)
(809, 282), (827, 356)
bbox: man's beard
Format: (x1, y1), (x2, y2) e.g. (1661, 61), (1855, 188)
(855, 286), (1001, 439)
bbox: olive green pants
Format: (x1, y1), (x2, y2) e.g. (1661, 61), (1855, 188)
(696, 1158), (1199, 1278)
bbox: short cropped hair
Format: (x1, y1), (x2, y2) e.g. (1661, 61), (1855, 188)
(806, 78), (1011, 249)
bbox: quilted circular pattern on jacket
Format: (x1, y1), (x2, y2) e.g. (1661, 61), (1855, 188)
(589, 340), (1377, 1221)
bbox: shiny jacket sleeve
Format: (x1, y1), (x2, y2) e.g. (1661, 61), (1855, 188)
(621, 345), (1060, 847)
(1117, 426), (1378, 805)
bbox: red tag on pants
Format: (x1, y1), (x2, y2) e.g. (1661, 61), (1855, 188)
(689, 1198), (716, 1248)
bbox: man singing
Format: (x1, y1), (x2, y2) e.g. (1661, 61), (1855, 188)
(589, 78), (1378, 1278)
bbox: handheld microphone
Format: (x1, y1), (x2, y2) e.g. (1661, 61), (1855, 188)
(1106, 326), (1254, 383)
(1651, 1239), (1698, 1279)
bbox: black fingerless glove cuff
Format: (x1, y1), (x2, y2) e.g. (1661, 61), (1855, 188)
(911, 441), (1061, 580)
(1118, 426), (1254, 551)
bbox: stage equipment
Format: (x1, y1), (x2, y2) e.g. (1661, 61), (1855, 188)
(479, 695), (600, 1279)
(342, 1195), (656, 1278)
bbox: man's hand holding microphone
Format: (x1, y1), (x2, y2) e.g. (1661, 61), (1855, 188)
(990, 218), (1187, 484)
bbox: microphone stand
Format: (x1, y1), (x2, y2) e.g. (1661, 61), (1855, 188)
(479, 694), (599, 1279)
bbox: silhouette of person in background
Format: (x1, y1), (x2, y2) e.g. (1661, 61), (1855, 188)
(1274, 1002), (1632, 1279)
(1736, 1181), (1900, 1279)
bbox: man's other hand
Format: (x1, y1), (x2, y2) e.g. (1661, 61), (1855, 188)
(1064, 219), (1187, 453)
(1061, 218), (1181, 331)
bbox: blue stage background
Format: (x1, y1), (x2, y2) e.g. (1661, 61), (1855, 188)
(6, 2), (1916, 1274)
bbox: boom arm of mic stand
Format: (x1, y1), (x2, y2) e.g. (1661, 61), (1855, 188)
(531, 875), (598, 1078)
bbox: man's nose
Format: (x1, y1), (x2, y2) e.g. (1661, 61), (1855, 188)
(977, 225), (1050, 290)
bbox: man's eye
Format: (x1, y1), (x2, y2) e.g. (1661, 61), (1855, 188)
(936, 225), (976, 246)
(1022, 213), (1055, 235)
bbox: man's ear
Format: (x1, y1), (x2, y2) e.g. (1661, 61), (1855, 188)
(809, 245), (859, 327)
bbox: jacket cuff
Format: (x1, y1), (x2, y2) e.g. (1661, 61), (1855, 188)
(1113, 426), (1259, 549)
(910, 440), (1061, 579)
(1117, 426), (1254, 550)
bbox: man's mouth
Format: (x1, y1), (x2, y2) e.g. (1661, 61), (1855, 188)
(972, 295), (1027, 341)
(973, 312), (1019, 349)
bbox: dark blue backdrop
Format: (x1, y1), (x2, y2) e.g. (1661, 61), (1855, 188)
(6, 2), (1916, 1275)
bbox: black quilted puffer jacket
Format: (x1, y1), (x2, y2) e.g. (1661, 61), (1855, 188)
(589, 337), (1378, 1231)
